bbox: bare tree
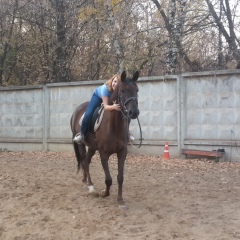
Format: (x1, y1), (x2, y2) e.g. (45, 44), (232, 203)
(151, 0), (203, 74)
(205, 0), (240, 68)
(49, 0), (87, 82)
(0, 0), (20, 85)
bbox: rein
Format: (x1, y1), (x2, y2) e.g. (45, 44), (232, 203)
(129, 116), (143, 148)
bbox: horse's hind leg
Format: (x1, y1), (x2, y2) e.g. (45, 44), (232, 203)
(74, 143), (94, 183)
(99, 152), (112, 198)
(75, 145), (98, 197)
(85, 148), (97, 195)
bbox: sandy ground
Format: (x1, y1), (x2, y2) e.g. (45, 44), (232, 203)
(1, 151), (240, 240)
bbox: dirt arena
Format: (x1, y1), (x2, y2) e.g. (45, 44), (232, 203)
(1, 151), (240, 240)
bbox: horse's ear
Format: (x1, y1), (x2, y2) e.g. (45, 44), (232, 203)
(121, 71), (126, 82)
(132, 71), (139, 82)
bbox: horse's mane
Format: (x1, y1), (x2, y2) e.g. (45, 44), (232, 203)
(108, 82), (120, 104)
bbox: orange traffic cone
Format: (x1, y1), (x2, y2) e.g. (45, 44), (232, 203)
(163, 141), (170, 160)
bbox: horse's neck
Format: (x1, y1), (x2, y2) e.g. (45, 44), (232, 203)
(105, 110), (127, 130)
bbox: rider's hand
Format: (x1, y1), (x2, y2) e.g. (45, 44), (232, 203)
(112, 101), (121, 111)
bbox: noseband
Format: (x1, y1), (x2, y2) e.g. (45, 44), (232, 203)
(118, 89), (138, 119)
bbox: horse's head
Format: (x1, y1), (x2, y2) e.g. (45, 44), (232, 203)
(117, 71), (140, 119)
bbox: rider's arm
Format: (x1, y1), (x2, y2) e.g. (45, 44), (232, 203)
(102, 96), (120, 111)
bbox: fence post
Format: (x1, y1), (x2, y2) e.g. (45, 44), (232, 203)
(177, 74), (185, 157)
(42, 85), (50, 151)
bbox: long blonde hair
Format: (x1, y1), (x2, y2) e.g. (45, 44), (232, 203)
(105, 74), (121, 92)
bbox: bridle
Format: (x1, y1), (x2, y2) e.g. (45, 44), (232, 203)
(119, 96), (138, 119)
(117, 82), (142, 148)
(118, 89), (138, 119)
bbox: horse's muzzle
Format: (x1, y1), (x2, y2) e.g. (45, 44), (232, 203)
(129, 109), (139, 119)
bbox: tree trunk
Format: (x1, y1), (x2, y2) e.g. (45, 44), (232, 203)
(52, 0), (71, 82)
(106, 0), (124, 73)
(0, 0), (18, 86)
(166, 0), (177, 74)
(217, 0), (223, 69)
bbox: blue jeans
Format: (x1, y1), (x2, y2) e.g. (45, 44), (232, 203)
(81, 92), (102, 137)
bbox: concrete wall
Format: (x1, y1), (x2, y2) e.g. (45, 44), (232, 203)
(181, 71), (240, 161)
(0, 70), (240, 161)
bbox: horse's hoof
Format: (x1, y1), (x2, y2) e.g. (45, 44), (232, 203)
(118, 204), (128, 210)
(100, 190), (106, 198)
(100, 190), (110, 198)
(87, 191), (99, 198)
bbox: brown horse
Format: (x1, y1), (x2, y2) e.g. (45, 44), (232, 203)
(70, 71), (139, 207)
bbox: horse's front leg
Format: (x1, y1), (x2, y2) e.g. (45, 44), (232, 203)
(117, 148), (127, 206)
(99, 152), (112, 198)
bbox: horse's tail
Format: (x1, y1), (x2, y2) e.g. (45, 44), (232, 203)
(70, 113), (83, 174)
(73, 142), (82, 174)
(70, 102), (89, 175)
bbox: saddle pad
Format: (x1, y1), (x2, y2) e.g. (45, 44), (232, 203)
(78, 105), (105, 132)
(94, 105), (104, 132)
(79, 113), (85, 127)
